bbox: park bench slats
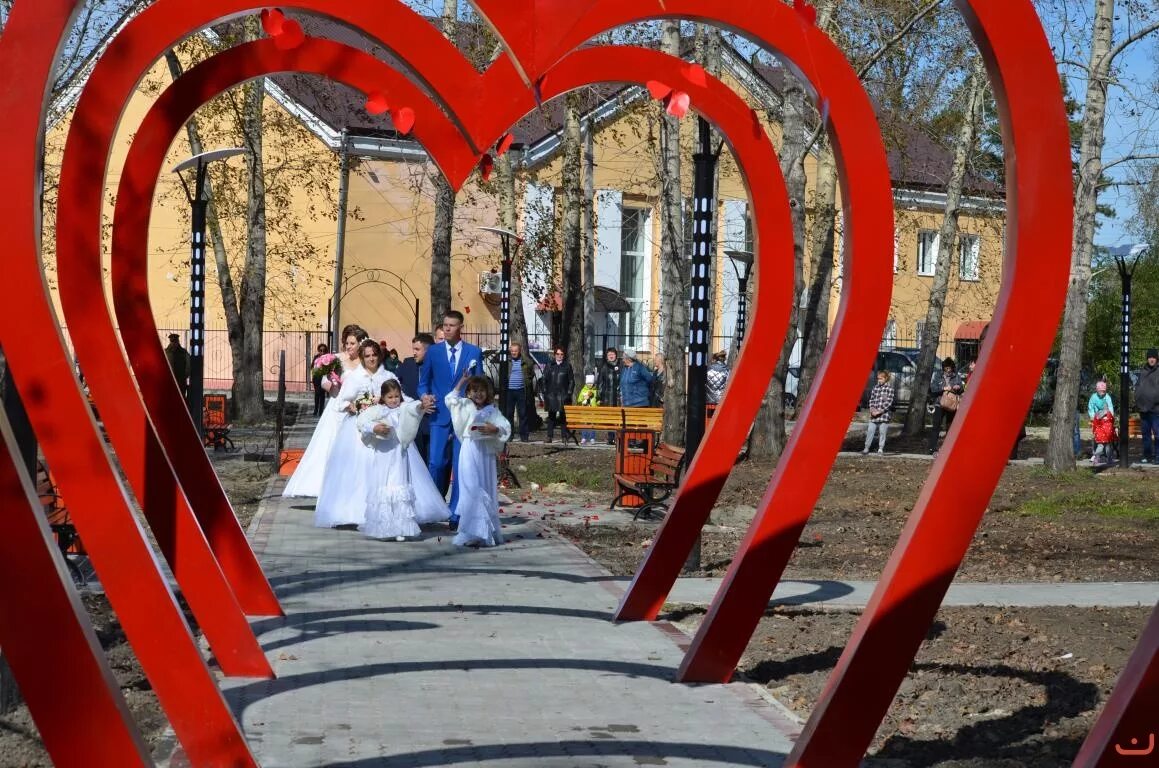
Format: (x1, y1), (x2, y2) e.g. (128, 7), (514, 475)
(613, 442), (686, 521)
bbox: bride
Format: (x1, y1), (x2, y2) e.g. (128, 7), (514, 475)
(314, 339), (398, 528)
(282, 324), (368, 498)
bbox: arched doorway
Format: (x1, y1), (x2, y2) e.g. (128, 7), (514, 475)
(332, 268), (421, 342)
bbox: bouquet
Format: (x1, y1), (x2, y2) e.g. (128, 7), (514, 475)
(310, 353), (343, 386)
(354, 391), (379, 413)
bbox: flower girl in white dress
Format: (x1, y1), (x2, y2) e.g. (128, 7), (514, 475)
(357, 379), (450, 540)
(445, 373), (511, 547)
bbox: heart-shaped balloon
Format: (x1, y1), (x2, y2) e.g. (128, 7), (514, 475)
(273, 18), (305, 50)
(495, 132), (514, 156)
(392, 105), (415, 135)
(646, 79), (673, 99)
(364, 91), (389, 115)
(260, 7), (285, 35)
(664, 90), (690, 118)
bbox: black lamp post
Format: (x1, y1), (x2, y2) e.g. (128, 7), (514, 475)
(172, 148), (246, 437)
(725, 249), (754, 352)
(478, 226), (523, 417)
(1111, 243), (1149, 468)
(685, 118), (720, 462)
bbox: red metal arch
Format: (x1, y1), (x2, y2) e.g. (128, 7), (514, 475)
(0, 0), (257, 764)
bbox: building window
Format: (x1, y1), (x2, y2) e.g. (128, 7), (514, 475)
(620, 207), (648, 346)
(916, 230), (939, 276)
(959, 233), (980, 281)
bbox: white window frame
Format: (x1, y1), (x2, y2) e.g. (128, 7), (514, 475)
(916, 230), (939, 277)
(959, 233), (980, 281)
(620, 207), (650, 347)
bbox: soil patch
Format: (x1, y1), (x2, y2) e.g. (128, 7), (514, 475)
(551, 457), (1159, 581)
(661, 604), (1151, 767)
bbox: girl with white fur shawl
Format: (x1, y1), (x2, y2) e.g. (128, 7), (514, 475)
(445, 373), (511, 547)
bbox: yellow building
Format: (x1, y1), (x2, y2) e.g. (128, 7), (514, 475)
(44, 23), (1005, 387)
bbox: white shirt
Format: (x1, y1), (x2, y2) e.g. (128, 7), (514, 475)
(446, 341), (463, 367)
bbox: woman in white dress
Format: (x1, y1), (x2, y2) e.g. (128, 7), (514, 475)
(282, 324), (368, 498)
(446, 373), (511, 547)
(357, 379), (450, 540)
(313, 340), (397, 528)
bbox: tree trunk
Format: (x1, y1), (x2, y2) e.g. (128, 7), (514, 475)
(560, 93), (585, 392)
(749, 76), (809, 459)
(234, 22), (267, 423)
(429, 0), (458, 330)
(797, 149), (837, 405)
(659, 19), (688, 446)
(582, 120), (596, 375)
(497, 150), (527, 352)
(1046, 0), (1115, 470)
(903, 56), (986, 435)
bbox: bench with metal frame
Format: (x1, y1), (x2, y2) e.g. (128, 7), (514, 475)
(202, 393), (234, 452)
(611, 442), (686, 521)
(563, 405), (666, 510)
(36, 460), (86, 587)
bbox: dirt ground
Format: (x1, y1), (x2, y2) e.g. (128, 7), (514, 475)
(663, 604), (1152, 768)
(520, 443), (1159, 582)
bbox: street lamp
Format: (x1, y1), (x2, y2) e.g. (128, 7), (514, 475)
(172, 147), (247, 438)
(477, 226), (523, 416)
(1111, 243), (1149, 468)
(725, 249), (754, 351)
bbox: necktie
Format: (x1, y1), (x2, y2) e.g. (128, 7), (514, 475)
(449, 346), (457, 376)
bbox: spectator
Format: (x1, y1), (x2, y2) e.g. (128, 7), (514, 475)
(706, 350), (729, 405)
(1088, 379), (1116, 466)
(311, 342), (330, 416)
(863, 370), (894, 455)
(383, 347), (401, 373)
(576, 373), (599, 444)
(164, 333), (190, 399)
(650, 353), (666, 407)
(619, 348), (655, 407)
(1135, 347), (1159, 464)
(541, 346), (575, 443)
(926, 357), (964, 455)
(596, 347), (621, 444)
(504, 341), (534, 442)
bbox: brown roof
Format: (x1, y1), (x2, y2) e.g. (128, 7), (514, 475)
(257, 15), (1002, 195)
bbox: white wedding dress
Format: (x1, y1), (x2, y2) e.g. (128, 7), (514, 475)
(313, 365), (396, 528)
(282, 360), (360, 498)
(358, 401), (450, 539)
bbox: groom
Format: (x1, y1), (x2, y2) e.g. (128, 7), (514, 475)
(419, 309), (482, 530)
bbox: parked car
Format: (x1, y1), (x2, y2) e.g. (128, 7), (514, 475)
(860, 350), (920, 409)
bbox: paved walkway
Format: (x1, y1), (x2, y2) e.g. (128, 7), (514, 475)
(215, 489), (797, 767)
(156, 406), (1154, 767)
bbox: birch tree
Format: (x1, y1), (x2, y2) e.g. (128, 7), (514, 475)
(904, 55), (987, 434)
(560, 94), (585, 386)
(1046, 0), (1159, 470)
(658, 19), (688, 446)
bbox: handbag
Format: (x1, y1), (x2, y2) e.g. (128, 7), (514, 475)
(939, 390), (961, 412)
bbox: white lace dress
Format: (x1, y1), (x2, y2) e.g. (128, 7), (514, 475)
(313, 365), (396, 528)
(358, 401), (450, 540)
(445, 391), (511, 547)
(282, 360), (360, 498)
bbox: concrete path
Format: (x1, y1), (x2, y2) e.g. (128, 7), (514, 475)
(210, 487), (798, 767)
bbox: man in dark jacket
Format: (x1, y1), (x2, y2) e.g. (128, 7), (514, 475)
(164, 333), (190, 398)
(397, 332), (434, 463)
(596, 347), (621, 444)
(541, 347), (575, 443)
(1135, 347), (1159, 464)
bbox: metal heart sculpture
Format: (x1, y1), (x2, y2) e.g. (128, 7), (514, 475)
(0, 0), (1152, 765)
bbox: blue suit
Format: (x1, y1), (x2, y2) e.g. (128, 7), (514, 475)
(419, 339), (483, 519)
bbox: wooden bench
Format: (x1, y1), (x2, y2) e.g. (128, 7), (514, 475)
(612, 443), (686, 521)
(564, 405), (664, 508)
